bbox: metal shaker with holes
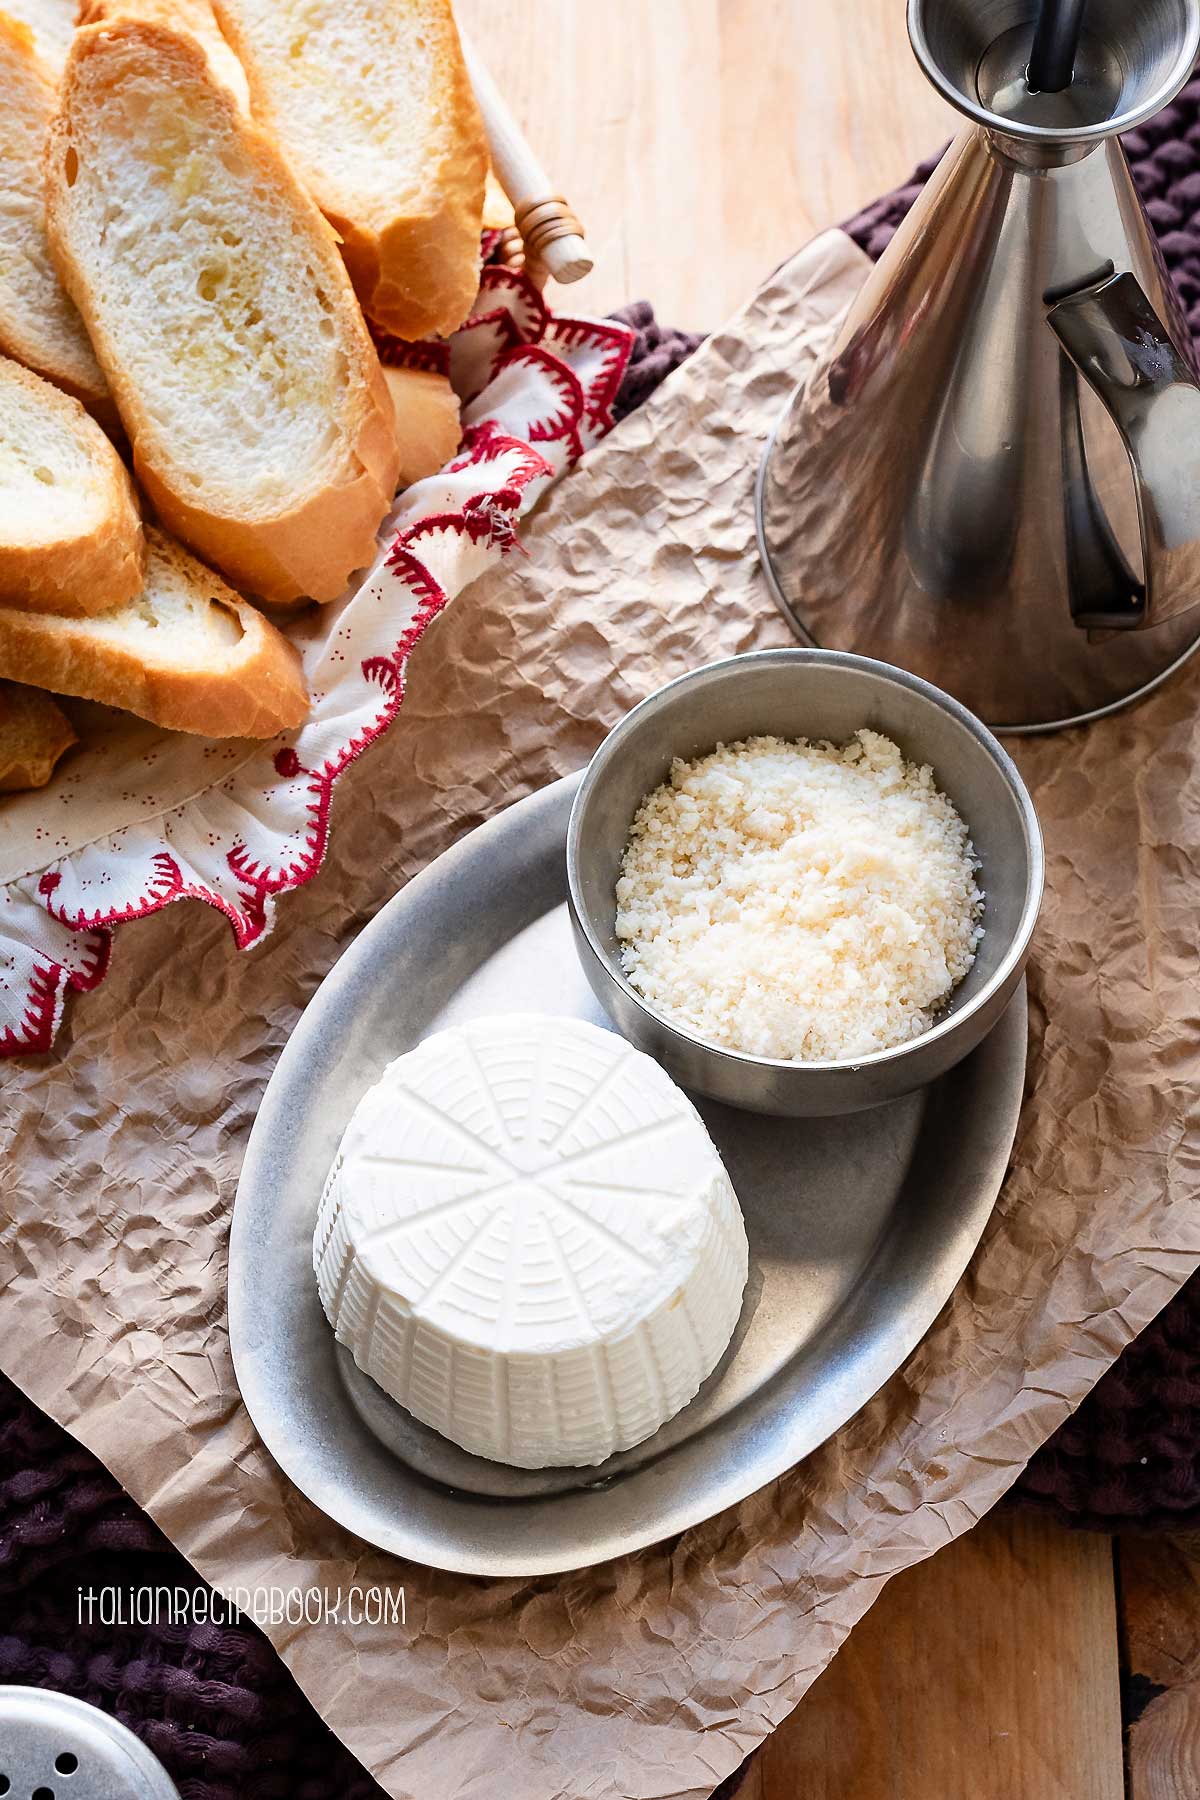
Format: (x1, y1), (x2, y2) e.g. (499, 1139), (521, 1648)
(0, 1689), (178, 1800)
(756, 0), (1200, 730)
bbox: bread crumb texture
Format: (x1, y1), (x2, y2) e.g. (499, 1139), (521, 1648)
(615, 732), (985, 1063)
(0, 364), (102, 544)
(0, 15), (108, 402)
(218, 0), (461, 209)
(55, 26), (364, 508)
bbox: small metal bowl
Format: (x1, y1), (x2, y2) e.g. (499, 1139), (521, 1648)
(566, 648), (1043, 1116)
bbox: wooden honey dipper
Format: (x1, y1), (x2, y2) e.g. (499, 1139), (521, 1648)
(461, 30), (593, 289)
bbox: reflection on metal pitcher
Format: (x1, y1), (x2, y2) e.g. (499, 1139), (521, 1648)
(756, 0), (1200, 730)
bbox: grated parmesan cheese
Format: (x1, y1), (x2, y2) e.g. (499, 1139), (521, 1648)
(614, 731), (984, 1063)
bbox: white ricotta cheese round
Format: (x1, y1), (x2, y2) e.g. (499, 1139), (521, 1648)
(314, 1014), (749, 1468)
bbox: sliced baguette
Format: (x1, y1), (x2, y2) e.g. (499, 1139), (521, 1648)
(0, 677), (76, 789)
(1, 0), (73, 72)
(0, 353), (142, 614)
(211, 0), (487, 342)
(0, 525), (308, 736)
(381, 365), (461, 486)
(45, 18), (401, 605)
(482, 166), (515, 233)
(77, 0), (251, 110)
(0, 14), (110, 413)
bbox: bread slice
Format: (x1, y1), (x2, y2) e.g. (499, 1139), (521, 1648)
(211, 0), (487, 342)
(381, 365), (461, 485)
(77, 0), (251, 109)
(46, 18), (401, 605)
(482, 167), (515, 233)
(0, 14), (110, 413)
(0, 353), (143, 615)
(0, 526), (308, 736)
(0, 678), (76, 789)
(1, 0), (74, 72)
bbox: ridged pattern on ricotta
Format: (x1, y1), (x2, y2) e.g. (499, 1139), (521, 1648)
(314, 1015), (749, 1468)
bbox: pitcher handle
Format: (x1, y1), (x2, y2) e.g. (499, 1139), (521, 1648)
(1048, 270), (1200, 629)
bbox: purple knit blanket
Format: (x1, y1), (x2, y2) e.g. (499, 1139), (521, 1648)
(7, 80), (1200, 1793)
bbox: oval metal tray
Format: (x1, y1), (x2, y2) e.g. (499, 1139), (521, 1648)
(230, 773), (1027, 1576)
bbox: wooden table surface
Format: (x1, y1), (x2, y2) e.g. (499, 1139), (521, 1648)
(457, 4), (1191, 1796)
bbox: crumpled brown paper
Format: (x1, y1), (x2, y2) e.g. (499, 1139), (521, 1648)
(3, 229), (1200, 1800)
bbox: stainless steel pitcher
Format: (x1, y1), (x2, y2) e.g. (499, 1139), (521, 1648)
(756, 0), (1200, 730)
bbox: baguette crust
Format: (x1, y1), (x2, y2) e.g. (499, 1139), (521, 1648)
(212, 0), (487, 341)
(482, 166), (515, 233)
(381, 365), (462, 486)
(0, 355), (143, 615)
(0, 527), (309, 737)
(45, 18), (401, 604)
(131, 352), (399, 604)
(0, 12), (111, 415)
(77, 0), (251, 109)
(0, 678), (76, 790)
